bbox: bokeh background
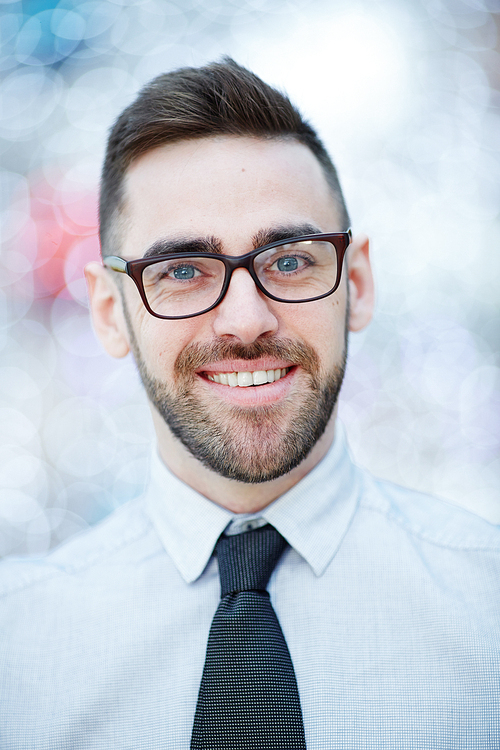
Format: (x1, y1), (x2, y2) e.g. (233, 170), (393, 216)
(1, 0), (499, 557)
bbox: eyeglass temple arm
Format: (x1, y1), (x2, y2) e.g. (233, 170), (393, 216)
(103, 256), (127, 273)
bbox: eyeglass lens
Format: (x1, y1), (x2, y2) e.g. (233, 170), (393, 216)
(141, 239), (339, 317)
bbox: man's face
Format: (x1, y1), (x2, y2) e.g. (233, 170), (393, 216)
(116, 136), (351, 483)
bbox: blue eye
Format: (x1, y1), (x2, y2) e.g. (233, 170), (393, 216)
(173, 266), (196, 279)
(277, 257), (299, 272)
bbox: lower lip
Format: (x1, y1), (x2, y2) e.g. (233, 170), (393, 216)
(197, 367), (296, 406)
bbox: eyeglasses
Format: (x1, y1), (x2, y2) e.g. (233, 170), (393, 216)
(103, 230), (352, 320)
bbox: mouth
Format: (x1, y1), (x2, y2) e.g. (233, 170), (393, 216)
(204, 367), (291, 388)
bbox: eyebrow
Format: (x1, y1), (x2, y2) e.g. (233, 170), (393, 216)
(252, 224), (323, 248)
(141, 223), (323, 259)
(143, 236), (223, 258)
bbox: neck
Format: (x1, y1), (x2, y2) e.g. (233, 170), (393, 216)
(152, 408), (337, 514)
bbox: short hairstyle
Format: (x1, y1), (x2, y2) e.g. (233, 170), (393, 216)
(99, 57), (350, 256)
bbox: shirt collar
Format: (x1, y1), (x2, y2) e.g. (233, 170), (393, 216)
(145, 422), (361, 583)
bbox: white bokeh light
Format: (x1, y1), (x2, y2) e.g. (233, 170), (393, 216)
(234, 6), (415, 143)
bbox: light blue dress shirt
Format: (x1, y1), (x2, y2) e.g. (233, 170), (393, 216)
(0, 424), (499, 749)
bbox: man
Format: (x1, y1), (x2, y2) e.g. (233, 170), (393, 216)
(0, 59), (499, 749)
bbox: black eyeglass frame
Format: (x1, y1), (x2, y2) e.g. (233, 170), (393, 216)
(103, 230), (352, 320)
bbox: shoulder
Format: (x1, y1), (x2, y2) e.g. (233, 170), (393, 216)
(358, 469), (500, 552)
(0, 497), (154, 599)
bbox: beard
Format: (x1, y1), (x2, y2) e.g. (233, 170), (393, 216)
(125, 314), (347, 484)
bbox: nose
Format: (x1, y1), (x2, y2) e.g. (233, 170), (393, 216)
(212, 268), (279, 344)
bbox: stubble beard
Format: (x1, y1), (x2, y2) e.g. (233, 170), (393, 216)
(126, 321), (348, 484)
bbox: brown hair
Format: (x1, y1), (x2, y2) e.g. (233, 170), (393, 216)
(99, 57), (350, 256)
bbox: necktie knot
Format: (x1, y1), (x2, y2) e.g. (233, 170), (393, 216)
(216, 524), (288, 598)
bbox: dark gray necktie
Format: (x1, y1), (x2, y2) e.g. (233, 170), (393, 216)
(190, 524), (307, 749)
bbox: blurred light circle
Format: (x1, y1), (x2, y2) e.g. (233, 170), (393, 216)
(0, 407), (39, 446)
(459, 365), (500, 448)
(354, 424), (414, 474)
(402, 320), (478, 408)
(460, 365), (499, 410)
(14, 14), (44, 61)
(238, 9), (413, 141)
(58, 481), (114, 523)
(51, 295), (102, 356)
(43, 397), (118, 477)
(1, 219), (38, 285)
(112, 456), (150, 504)
(0, 69), (63, 139)
(155, 1), (190, 15)
(97, 356), (145, 407)
(0, 366), (41, 401)
(108, 5), (173, 54)
(425, 1), (489, 31)
(460, 401), (500, 449)
(134, 43), (205, 85)
(33, 219), (66, 266)
(50, 9), (86, 41)
(56, 438), (115, 478)
(1, 208), (32, 245)
(64, 67), (138, 132)
(108, 404), (155, 445)
(4, 349), (53, 393)
(431, 458), (500, 522)
(12, 173), (100, 300)
(0, 12), (21, 47)
(0, 171), (28, 219)
(1, 249), (33, 276)
(24, 513), (52, 556)
(0, 447), (44, 489)
(56, 175), (99, 230)
(33, 256), (66, 298)
(0, 284), (34, 328)
(73, 1), (122, 40)
(0, 489), (42, 524)
(15, 10), (82, 66)
(17, 318), (58, 372)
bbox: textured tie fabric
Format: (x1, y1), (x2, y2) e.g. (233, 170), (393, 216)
(191, 524), (307, 749)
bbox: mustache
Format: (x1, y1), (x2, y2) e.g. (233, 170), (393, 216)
(175, 338), (320, 378)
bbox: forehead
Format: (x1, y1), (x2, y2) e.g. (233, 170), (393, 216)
(120, 136), (340, 258)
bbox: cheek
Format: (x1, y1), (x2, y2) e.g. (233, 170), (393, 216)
(280, 294), (347, 360)
(138, 318), (203, 376)
(122, 282), (202, 372)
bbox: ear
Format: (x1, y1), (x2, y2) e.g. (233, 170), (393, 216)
(85, 262), (130, 358)
(347, 233), (374, 332)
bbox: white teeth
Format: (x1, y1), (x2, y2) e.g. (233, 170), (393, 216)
(253, 370), (268, 385)
(207, 367), (289, 387)
(237, 371), (253, 387)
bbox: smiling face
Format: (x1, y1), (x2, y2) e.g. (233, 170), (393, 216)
(87, 136), (373, 492)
